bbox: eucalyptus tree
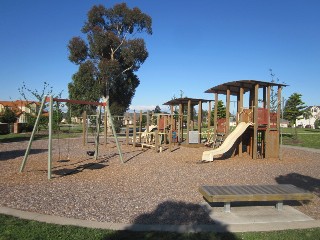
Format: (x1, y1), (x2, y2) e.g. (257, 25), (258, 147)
(68, 3), (152, 115)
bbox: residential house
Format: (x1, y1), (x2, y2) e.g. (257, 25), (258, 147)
(280, 119), (289, 128)
(0, 100), (41, 123)
(295, 105), (320, 129)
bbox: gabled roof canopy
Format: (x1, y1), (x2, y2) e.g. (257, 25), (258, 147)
(163, 97), (212, 106)
(205, 80), (288, 96)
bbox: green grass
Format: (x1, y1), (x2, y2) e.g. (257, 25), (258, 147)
(0, 214), (319, 240)
(281, 128), (320, 149)
(0, 126), (83, 143)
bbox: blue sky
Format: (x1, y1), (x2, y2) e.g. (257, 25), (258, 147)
(1, 0), (319, 112)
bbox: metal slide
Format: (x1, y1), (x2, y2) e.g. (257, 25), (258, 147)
(202, 122), (253, 162)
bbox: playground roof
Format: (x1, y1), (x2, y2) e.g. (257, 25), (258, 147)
(163, 97), (212, 106)
(204, 80), (288, 96)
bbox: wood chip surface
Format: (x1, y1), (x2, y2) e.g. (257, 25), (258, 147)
(0, 137), (319, 224)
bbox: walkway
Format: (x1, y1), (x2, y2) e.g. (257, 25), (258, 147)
(1, 205), (319, 233)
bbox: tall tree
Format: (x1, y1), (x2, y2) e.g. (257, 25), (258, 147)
(154, 105), (161, 113)
(68, 3), (152, 116)
(210, 100), (226, 125)
(68, 61), (101, 116)
(283, 93), (306, 127)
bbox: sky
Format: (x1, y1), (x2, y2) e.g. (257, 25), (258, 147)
(1, 0), (319, 112)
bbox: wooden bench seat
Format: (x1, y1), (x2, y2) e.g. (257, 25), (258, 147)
(199, 184), (314, 212)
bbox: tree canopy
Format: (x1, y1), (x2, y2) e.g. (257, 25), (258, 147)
(154, 105), (161, 113)
(68, 3), (152, 116)
(283, 93), (306, 126)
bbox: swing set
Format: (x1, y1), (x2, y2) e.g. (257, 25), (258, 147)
(19, 95), (123, 179)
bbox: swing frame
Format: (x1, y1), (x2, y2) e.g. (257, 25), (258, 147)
(19, 95), (123, 179)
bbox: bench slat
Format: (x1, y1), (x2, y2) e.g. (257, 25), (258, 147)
(199, 184), (314, 203)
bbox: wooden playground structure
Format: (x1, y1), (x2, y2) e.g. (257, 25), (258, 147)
(127, 78), (288, 162)
(203, 80), (287, 161)
(125, 111), (178, 152)
(18, 80), (288, 179)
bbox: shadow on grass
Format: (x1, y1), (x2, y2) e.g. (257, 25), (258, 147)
(108, 200), (238, 239)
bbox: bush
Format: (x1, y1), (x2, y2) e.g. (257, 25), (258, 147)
(315, 119), (320, 129)
(0, 107), (17, 124)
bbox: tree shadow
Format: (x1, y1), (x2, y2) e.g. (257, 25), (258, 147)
(0, 149), (47, 161)
(107, 201), (238, 239)
(275, 173), (320, 197)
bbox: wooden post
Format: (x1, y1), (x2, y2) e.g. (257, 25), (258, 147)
(253, 83), (259, 160)
(163, 115), (167, 143)
(139, 110), (142, 143)
(155, 114), (160, 152)
(105, 103), (123, 163)
(277, 86), (281, 130)
(20, 96), (47, 173)
(48, 95), (53, 179)
(226, 88), (230, 136)
(104, 107), (107, 145)
(263, 87), (267, 109)
(187, 99), (191, 144)
(266, 85), (271, 158)
(277, 86), (282, 160)
(169, 105), (174, 151)
(214, 93), (218, 136)
(198, 100), (202, 144)
(82, 111), (87, 146)
(126, 118), (129, 145)
(238, 86), (244, 157)
(208, 101), (211, 129)
(94, 106), (101, 161)
(191, 105), (194, 131)
(179, 103), (183, 143)
(146, 110), (150, 136)
(133, 111), (137, 147)
(126, 113), (130, 146)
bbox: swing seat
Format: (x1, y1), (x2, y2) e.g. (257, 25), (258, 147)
(87, 151), (95, 156)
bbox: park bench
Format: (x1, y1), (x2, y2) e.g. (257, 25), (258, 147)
(199, 184), (314, 212)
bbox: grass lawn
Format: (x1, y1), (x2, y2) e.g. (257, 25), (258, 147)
(0, 125), (83, 143)
(0, 214), (319, 240)
(281, 128), (320, 149)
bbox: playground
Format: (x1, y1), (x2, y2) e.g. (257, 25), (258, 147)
(0, 80), (319, 229)
(0, 136), (319, 225)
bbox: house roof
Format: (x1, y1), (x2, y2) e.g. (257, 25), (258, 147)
(0, 100), (40, 108)
(0, 100), (44, 117)
(205, 80), (288, 96)
(163, 97), (212, 106)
